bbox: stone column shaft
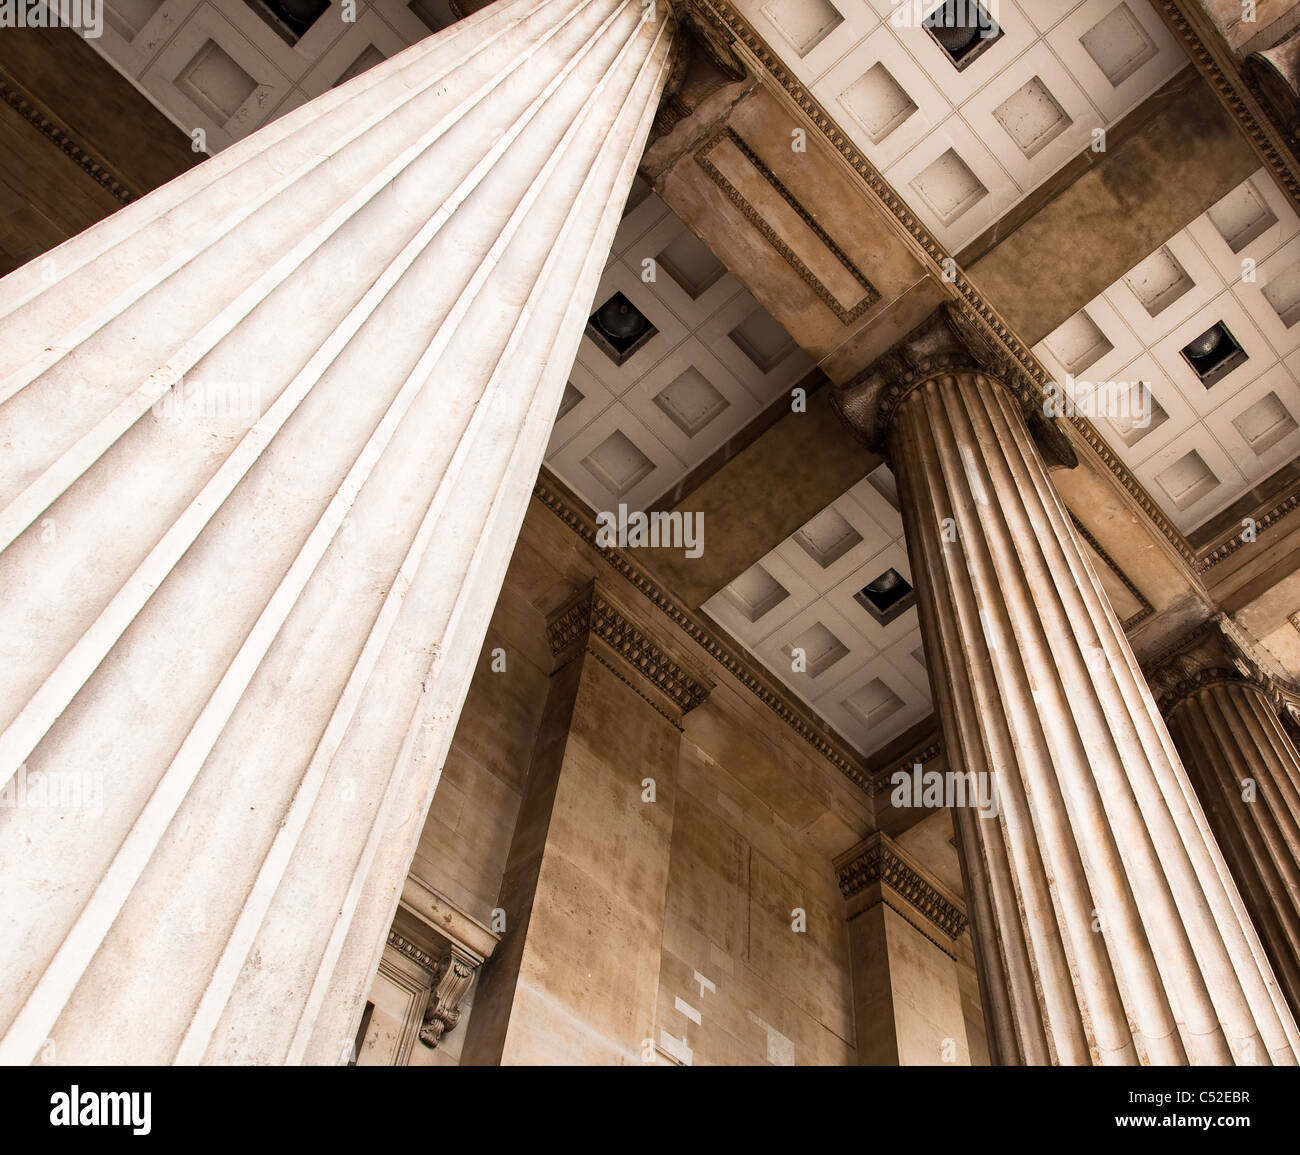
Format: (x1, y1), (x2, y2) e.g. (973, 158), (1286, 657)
(0, 0), (673, 1064)
(890, 369), (1299, 1065)
(1165, 679), (1300, 1018)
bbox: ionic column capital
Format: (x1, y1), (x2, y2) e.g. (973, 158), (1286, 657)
(831, 303), (1077, 469)
(1146, 614), (1300, 730)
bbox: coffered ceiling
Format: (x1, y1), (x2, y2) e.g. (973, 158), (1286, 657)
(89, 0), (456, 150)
(700, 464), (932, 754)
(1036, 167), (1300, 535)
(545, 179), (813, 513)
(734, 0), (1187, 251)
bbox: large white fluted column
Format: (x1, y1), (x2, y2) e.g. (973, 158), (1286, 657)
(878, 359), (1299, 1065)
(0, 0), (673, 1064)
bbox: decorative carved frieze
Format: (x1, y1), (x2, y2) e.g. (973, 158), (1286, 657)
(386, 929), (439, 973)
(835, 832), (969, 948)
(868, 740), (942, 797)
(546, 581), (713, 725)
(1198, 483), (1300, 571)
(0, 72), (137, 205)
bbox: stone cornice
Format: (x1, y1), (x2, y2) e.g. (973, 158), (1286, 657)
(834, 832), (968, 946)
(697, 1), (1200, 565)
(1196, 483), (1300, 571)
(0, 70), (137, 206)
(868, 740), (942, 798)
(399, 874), (497, 962)
(532, 472), (874, 791)
(546, 581), (714, 726)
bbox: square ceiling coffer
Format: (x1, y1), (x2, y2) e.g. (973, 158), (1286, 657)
(586, 292), (658, 366)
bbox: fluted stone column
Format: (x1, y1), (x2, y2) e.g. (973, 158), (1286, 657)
(0, 0), (673, 1064)
(835, 308), (1300, 1066)
(1152, 638), (1300, 1023)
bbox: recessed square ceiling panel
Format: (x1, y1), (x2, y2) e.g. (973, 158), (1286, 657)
(1124, 245), (1194, 318)
(794, 507), (864, 569)
(909, 148), (989, 226)
(1208, 180), (1280, 254)
(1043, 308), (1114, 377)
(729, 307), (797, 373)
(993, 75), (1072, 158)
(837, 61), (917, 146)
(107, 0), (163, 38)
(723, 562), (791, 624)
(842, 676), (905, 730)
(783, 620), (851, 679)
(580, 429), (656, 498)
(1232, 391), (1298, 456)
(656, 229), (727, 301)
(556, 381), (583, 423)
(1102, 381), (1169, 447)
(1262, 263), (1300, 330)
(178, 41), (258, 121)
(653, 366), (730, 438)
(760, 0), (843, 58)
(1079, 2), (1158, 87)
(1155, 449), (1218, 510)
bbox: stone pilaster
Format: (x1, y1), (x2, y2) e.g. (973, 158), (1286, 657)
(834, 306), (1300, 1066)
(1148, 620), (1300, 1022)
(835, 832), (973, 1065)
(461, 581), (711, 1064)
(0, 0), (674, 1064)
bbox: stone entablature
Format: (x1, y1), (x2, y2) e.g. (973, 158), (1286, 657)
(546, 581), (714, 726)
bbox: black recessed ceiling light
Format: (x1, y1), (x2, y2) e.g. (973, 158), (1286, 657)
(1179, 321), (1248, 388)
(244, 0), (330, 45)
(854, 568), (917, 627)
(586, 291), (658, 366)
(924, 0), (1002, 70)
